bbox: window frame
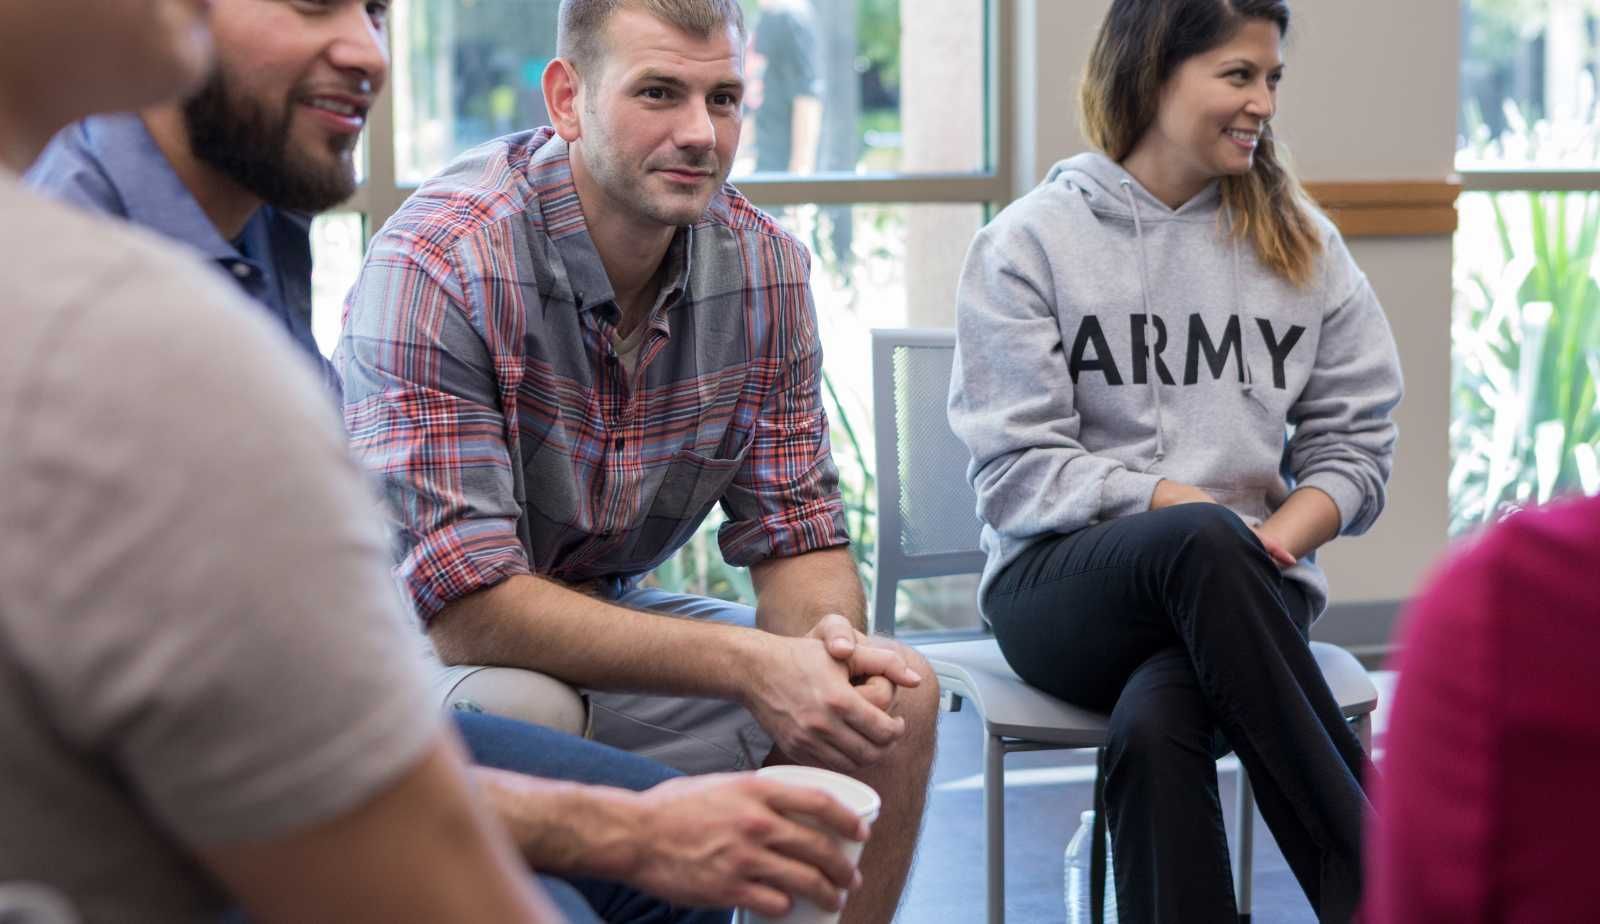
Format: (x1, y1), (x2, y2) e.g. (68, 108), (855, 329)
(1458, 171), (1600, 192)
(343, 1), (1012, 232)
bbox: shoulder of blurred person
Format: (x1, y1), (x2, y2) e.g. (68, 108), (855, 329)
(1368, 494), (1600, 923)
(1393, 494), (1600, 708)
(0, 171), (441, 920)
(1401, 495), (1600, 645)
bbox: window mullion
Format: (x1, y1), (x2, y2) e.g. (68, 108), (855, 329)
(1458, 170), (1600, 193)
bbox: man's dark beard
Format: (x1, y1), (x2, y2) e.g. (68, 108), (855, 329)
(182, 69), (357, 214)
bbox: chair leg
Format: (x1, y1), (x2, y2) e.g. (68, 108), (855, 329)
(1354, 712), (1373, 753)
(984, 732), (1005, 924)
(1090, 748), (1109, 922)
(1232, 767), (1255, 922)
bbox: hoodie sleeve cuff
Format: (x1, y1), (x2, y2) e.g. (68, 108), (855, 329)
(1297, 471), (1366, 535)
(1101, 469), (1164, 522)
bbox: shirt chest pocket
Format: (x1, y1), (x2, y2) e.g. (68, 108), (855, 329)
(648, 442), (750, 523)
(613, 443), (752, 571)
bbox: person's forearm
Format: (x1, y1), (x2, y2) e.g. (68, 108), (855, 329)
(205, 739), (563, 924)
(474, 767), (643, 881)
(788, 95), (822, 174)
(1259, 486), (1341, 560)
(430, 574), (762, 699)
(751, 546), (867, 636)
(479, 766), (870, 915)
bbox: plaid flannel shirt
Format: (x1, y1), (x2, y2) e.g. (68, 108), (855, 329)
(338, 128), (848, 622)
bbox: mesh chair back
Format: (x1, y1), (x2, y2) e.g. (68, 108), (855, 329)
(890, 342), (985, 557)
(871, 329), (988, 634)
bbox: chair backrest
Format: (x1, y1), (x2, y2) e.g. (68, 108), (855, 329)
(870, 328), (988, 636)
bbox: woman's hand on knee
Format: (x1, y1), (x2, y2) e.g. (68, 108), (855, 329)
(1249, 525), (1298, 569)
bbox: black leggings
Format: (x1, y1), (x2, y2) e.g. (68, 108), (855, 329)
(985, 503), (1369, 924)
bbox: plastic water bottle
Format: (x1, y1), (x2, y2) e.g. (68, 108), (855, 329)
(1064, 809), (1117, 923)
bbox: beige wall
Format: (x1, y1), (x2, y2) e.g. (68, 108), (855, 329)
(1005, 0), (1460, 617)
(900, 0), (988, 326)
(1272, 3), (1459, 182)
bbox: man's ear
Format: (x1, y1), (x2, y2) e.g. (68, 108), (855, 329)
(542, 57), (585, 142)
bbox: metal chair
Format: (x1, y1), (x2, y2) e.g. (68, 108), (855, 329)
(868, 327), (1378, 924)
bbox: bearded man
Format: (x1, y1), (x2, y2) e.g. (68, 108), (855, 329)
(26, 0), (385, 391)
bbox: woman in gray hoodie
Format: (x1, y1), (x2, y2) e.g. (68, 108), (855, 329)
(948, 1), (1402, 921)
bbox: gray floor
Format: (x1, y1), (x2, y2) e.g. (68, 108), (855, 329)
(895, 671), (1396, 923)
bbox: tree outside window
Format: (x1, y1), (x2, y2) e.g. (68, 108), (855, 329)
(1452, 0), (1600, 534)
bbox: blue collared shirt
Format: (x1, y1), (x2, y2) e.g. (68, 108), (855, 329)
(26, 114), (335, 388)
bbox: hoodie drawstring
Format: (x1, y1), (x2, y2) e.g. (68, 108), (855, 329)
(1227, 205), (1269, 408)
(1121, 179), (1166, 463)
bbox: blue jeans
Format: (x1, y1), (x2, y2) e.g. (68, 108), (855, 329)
(453, 711), (731, 924)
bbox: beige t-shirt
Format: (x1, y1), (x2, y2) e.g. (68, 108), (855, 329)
(612, 321), (648, 377)
(0, 173), (439, 923)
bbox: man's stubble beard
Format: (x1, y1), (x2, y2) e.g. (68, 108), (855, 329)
(581, 98), (725, 228)
(182, 65), (358, 214)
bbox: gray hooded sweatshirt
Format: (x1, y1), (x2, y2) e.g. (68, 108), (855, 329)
(948, 152), (1403, 618)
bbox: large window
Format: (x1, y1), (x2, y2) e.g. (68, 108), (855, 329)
(314, 1), (1008, 633)
(1451, 0), (1600, 535)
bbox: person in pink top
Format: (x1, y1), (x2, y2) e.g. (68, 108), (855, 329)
(1366, 493), (1600, 922)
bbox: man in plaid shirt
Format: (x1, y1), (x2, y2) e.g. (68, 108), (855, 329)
(339, 1), (937, 919)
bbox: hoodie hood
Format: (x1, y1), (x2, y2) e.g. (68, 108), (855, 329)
(1046, 151), (1224, 222)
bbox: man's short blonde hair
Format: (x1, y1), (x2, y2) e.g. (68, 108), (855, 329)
(557, 0), (747, 77)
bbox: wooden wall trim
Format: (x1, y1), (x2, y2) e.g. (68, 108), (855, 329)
(1303, 179), (1462, 238)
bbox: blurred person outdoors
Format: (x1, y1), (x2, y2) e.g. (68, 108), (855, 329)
(749, 0), (821, 175)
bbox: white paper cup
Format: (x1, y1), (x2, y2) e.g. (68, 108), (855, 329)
(737, 765), (882, 924)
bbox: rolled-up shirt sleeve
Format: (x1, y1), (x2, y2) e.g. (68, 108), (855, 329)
(338, 230), (530, 623)
(718, 238), (849, 565)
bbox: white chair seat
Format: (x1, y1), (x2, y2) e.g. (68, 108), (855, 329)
(926, 638), (1377, 746)
(1311, 641), (1380, 716)
(922, 639), (1109, 745)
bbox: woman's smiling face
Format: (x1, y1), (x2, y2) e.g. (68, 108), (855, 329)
(1128, 18), (1285, 202)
